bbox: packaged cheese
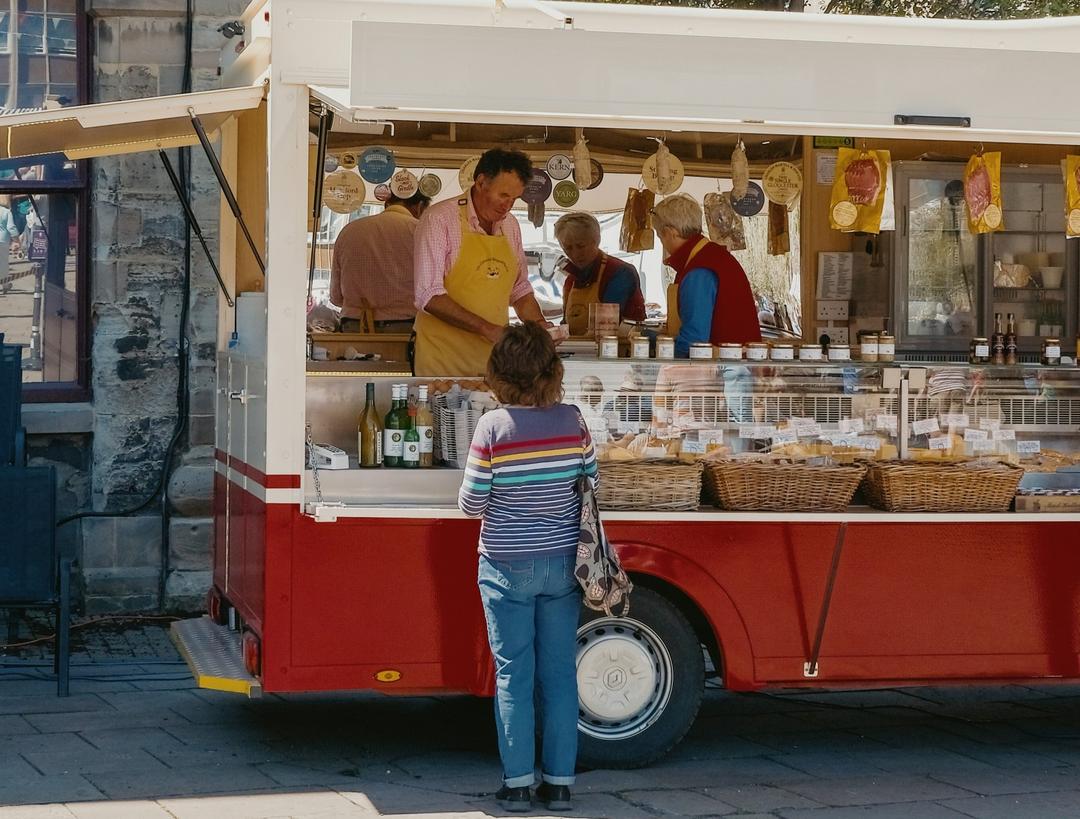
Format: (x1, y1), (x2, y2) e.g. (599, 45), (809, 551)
(964, 151), (1003, 234)
(1063, 156), (1080, 238)
(619, 188), (655, 252)
(704, 191), (746, 251)
(828, 148), (890, 234)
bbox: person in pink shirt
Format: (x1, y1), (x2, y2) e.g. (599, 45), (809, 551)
(413, 148), (548, 376)
(330, 191), (430, 333)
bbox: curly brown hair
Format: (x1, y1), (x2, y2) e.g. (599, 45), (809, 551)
(486, 323), (564, 407)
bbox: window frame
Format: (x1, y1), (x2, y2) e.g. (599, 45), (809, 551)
(1, 1), (90, 403)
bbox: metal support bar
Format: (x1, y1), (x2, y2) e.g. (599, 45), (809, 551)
(158, 150), (235, 307)
(308, 105), (333, 303)
(56, 557), (72, 697)
(188, 110), (266, 276)
(804, 521), (848, 678)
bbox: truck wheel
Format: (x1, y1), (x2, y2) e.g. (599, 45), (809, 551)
(576, 586), (705, 769)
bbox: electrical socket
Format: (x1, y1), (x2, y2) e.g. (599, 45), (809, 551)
(816, 325), (849, 344)
(816, 300), (850, 321)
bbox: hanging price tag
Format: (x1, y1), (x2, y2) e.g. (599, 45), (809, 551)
(1017, 440), (1041, 455)
(875, 414), (898, 432)
(701, 430), (725, 445)
(912, 418), (940, 436)
(681, 440), (707, 455)
(797, 424), (822, 438)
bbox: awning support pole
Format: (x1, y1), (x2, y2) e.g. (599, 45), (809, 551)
(159, 149), (235, 308)
(804, 521), (847, 678)
(308, 104), (333, 303)
(188, 109), (266, 277)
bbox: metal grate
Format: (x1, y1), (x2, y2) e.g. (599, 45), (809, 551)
(999, 398), (1080, 427)
(567, 391), (852, 428)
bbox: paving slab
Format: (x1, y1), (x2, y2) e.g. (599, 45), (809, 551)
(780, 774), (974, 807)
(158, 788), (379, 819)
(928, 767), (1080, 797)
(0, 773), (104, 805)
(24, 709), (189, 734)
(0, 715), (38, 736)
(622, 788), (738, 815)
(82, 764), (279, 799)
(938, 789), (1080, 818)
(779, 803), (971, 819)
(0, 695), (111, 716)
(701, 783), (823, 812)
(0, 806), (76, 818)
(64, 800), (177, 818)
(21, 748), (170, 777)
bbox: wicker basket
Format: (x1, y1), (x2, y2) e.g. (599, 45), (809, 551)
(863, 461), (1023, 512)
(596, 460), (704, 511)
(703, 460), (867, 512)
(431, 393), (484, 468)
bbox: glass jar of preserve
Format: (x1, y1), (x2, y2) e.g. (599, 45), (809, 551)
(799, 344), (824, 361)
(746, 342), (769, 361)
(718, 343), (743, 361)
(770, 343), (795, 361)
(631, 336), (651, 359)
(598, 335), (619, 359)
(969, 337), (990, 364)
(828, 344), (851, 361)
(1042, 337), (1061, 366)
(656, 335), (675, 359)
(689, 342), (714, 360)
(860, 333), (880, 362)
(877, 334), (896, 362)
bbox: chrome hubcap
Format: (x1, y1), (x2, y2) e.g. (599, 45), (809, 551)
(576, 617), (672, 741)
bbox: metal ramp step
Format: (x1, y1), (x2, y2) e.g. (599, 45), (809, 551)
(170, 616), (262, 697)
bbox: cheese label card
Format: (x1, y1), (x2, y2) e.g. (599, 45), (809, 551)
(979, 418), (1002, 431)
(1017, 440), (1042, 455)
(964, 428), (989, 442)
(681, 440), (707, 455)
(857, 436), (883, 451)
(942, 413), (970, 428)
(797, 424), (822, 438)
(912, 418), (940, 435)
(929, 436), (952, 450)
(994, 429), (1017, 441)
(772, 428), (799, 446)
(740, 424), (777, 439)
(875, 414), (898, 432)
(700, 430), (725, 445)
(839, 418), (865, 434)
(972, 439), (997, 453)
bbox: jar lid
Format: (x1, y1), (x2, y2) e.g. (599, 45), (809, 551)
(972, 336), (988, 342)
(656, 335), (673, 342)
(772, 342), (794, 348)
(600, 335), (618, 341)
(878, 334), (895, 341)
(748, 342), (769, 347)
(719, 343), (743, 348)
(690, 342), (712, 348)
(830, 343), (850, 349)
(1044, 337), (1060, 343)
(861, 333), (879, 340)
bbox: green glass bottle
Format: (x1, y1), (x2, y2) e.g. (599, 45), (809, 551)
(383, 384), (405, 467)
(403, 407), (420, 468)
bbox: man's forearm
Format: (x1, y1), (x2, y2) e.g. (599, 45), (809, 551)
(512, 293), (546, 323)
(423, 294), (503, 343)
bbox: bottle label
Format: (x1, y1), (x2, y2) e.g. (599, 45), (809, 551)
(975, 344), (989, 358)
(418, 425), (433, 454)
(403, 441), (420, 464)
(384, 429), (404, 457)
(376, 433), (383, 464)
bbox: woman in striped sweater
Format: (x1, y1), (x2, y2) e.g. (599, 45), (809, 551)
(459, 322), (598, 813)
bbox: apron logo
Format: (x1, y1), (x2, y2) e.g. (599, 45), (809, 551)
(477, 257), (509, 280)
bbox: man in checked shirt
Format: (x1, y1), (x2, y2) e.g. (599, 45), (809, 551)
(330, 190), (430, 333)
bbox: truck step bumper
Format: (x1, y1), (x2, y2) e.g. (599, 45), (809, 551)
(170, 616), (262, 698)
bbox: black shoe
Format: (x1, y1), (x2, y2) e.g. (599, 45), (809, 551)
(495, 784), (532, 813)
(536, 782), (572, 811)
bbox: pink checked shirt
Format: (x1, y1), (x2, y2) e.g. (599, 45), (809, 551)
(413, 188), (533, 312)
(330, 204), (418, 321)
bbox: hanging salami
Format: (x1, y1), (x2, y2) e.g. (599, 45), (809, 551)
(731, 140), (749, 200)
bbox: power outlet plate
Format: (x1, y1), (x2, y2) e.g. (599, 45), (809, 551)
(816, 325), (849, 345)
(817, 300), (850, 321)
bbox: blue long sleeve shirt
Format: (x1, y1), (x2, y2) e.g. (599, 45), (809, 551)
(675, 267), (718, 357)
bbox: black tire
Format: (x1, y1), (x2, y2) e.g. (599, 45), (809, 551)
(576, 586), (705, 769)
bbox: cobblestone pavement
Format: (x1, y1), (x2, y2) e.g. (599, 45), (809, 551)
(2, 623), (1080, 817)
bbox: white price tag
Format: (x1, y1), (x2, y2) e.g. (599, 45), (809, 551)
(772, 428), (799, 446)
(681, 440), (706, 455)
(701, 430), (725, 445)
(994, 429), (1016, 441)
(797, 424), (823, 438)
(929, 436), (952, 451)
(857, 436), (883, 451)
(617, 421), (644, 434)
(979, 418), (1002, 431)
(963, 428), (989, 442)
(832, 435), (860, 448)
(912, 418), (940, 436)
(971, 439), (997, 453)
(1017, 440), (1041, 455)
(875, 414), (898, 432)
(740, 425), (777, 439)
(941, 413), (970, 429)
(839, 418), (865, 434)
(790, 417), (816, 430)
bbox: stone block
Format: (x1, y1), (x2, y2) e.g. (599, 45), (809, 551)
(84, 594), (158, 615)
(115, 515), (163, 568)
(188, 415), (215, 447)
(117, 17), (187, 66)
(94, 18), (121, 63)
(167, 455), (213, 516)
(83, 567), (159, 598)
(164, 569), (211, 612)
(80, 518), (116, 569)
(168, 517), (212, 571)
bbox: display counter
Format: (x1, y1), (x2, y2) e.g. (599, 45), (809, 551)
(304, 357), (1080, 514)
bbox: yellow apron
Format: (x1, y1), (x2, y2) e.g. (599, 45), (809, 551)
(665, 237), (710, 340)
(564, 255), (608, 337)
(414, 199), (518, 376)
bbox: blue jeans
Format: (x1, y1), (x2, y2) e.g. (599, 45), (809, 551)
(478, 553), (581, 788)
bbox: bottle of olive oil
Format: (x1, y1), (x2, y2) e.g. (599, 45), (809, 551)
(358, 382), (383, 468)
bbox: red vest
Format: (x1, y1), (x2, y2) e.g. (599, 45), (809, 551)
(666, 234), (762, 344)
(562, 255), (646, 322)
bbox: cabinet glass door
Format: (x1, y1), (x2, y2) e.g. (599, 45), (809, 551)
(899, 174), (979, 347)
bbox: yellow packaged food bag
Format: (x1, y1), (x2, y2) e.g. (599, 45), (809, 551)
(964, 151), (1003, 234)
(828, 148), (890, 233)
(1063, 156), (1080, 238)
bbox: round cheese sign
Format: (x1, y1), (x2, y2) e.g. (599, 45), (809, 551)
(458, 156), (481, 191)
(521, 168), (553, 205)
(762, 161), (803, 207)
(389, 169), (419, 199)
(359, 147), (395, 184)
(552, 181), (580, 208)
(642, 152), (684, 195)
(418, 173), (443, 198)
(322, 170), (366, 214)
(546, 154), (573, 181)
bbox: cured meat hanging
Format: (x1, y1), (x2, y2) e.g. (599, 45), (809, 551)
(964, 151), (1003, 234)
(828, 147), (891, 234)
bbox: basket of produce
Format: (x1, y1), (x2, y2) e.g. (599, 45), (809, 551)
(596, 459), (704, 511)
(862, 460), (1023, 512)
(703, 455), (868, 512)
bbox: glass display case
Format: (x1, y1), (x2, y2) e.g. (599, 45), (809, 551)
(893, 161), (1079, 355)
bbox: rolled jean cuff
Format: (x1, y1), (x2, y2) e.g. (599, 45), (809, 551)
(542, 773), (575, 786)
(504, 773), (535, 788)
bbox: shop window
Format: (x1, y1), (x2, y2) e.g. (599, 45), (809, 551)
(0, 0), (88, 402)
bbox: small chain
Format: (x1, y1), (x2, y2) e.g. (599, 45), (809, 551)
(305, 422), (323, 507)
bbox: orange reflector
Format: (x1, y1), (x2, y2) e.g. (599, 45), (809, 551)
(375, 670), (402, 683)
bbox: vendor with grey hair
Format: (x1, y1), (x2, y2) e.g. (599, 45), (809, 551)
(554, 212), (645, 336)
(652, 194), (761, 357)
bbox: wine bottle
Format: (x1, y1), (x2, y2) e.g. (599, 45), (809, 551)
(383, 384), (405, 467)
(358, 382), (383, 468)
(1004, 312), (1018, 365)
(416, 385), (434, 467)
(403, 407), (420, 468)
(991, 313), (1005, 365)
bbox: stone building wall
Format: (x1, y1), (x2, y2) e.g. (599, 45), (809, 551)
(28, 0), (249, 613)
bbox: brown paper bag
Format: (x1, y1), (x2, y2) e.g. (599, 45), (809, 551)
(619, 188), (655, 252)
(767, 201), (789, 256)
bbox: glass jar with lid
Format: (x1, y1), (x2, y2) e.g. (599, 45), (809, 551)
(969, 337), (990, 364)
(770, 343), (795, 361)
(746, 342), (769, 361)
(1042, 337), (1061, 366)
(598, 335), (619, 359)
(718, 343), (743, 361)
(828, 344), (851, 361)
(877, 334), (896, 363)
(689, 342), (714, 360)
(656, 335), (675, 359)
(799, 344), (824, 361)
(631, 336), (651, 359)
(860, 333), (880, 362)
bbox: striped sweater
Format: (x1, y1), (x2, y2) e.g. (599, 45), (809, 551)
(458, 404), (599, 560)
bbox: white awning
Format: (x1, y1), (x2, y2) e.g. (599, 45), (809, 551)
(0, 84), (265, 161)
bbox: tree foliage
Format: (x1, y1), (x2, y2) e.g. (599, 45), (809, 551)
(581, 0), (1076, 18)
